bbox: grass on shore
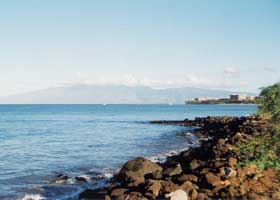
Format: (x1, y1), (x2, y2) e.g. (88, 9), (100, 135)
(235, 122), (280, 171)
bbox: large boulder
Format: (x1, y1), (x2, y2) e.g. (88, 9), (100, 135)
(163, 163), (183, 177)
(118, 157), (162, 186)
(152, 170), (163, 180)
(144, 179), (161, 198)
(205, 172), (221, 186)
(125, 192), (148, 200)
(179, 181), (198, 193)
(78, 189), (109, 200)
(110, 187), (128, 199)
(204, 172), (230, 193)
(176, 174), (198, 183)
(161, 180), (180, 194)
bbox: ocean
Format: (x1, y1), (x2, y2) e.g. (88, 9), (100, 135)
(0, 104), (257, 199)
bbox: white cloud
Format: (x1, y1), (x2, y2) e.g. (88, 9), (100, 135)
(2, 69), (251, 97)
(58, 73), (245, 91)
(223, 67), (240, 77)
(263, 67), (278, 73)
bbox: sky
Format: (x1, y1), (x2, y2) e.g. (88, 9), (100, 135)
(0, 0), (279, 96)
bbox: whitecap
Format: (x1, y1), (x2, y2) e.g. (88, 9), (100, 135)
(103, 172), (114, 179)
(20, 194), (46, 200)
(75, 174), (92, 182)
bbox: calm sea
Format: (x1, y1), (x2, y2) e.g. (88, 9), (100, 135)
(0, 104), (257, 199)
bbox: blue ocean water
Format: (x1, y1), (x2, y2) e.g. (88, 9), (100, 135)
(0, 104), (257, 199)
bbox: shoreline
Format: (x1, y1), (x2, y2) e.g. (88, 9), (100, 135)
(19, 122), (200, 200)
(77, 115), (279, 200)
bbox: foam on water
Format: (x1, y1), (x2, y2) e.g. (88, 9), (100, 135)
(20, 194), (46, 200)
(149, 145), (198, 163)
(27, 170), (115, 199)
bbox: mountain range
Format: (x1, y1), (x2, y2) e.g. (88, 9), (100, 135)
(0, 84), (255, 104)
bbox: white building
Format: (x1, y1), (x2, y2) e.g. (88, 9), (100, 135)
(230, 94), (254, 102)
(194, 97), (209, 102)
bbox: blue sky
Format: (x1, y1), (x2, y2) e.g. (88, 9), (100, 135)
(0, 0), (279, 96)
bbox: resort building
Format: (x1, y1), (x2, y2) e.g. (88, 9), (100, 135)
(187, 94), (258, 104)
(194, 97), (209, 102)
(246, 96), (257, 101)
(229, 94), (247, 102)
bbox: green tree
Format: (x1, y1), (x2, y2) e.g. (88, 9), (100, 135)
(258, 82), (280, 121)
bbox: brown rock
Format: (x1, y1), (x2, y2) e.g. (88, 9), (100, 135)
(239, 180), (250, 195)
(145, 179), (161, 197)
(119, 157), (162, 186)
(205, 172), (220, 186)
(205, 172), (231, 192)
(237, 166), (257, 178)
(218, 138), (226, 145)
(225, 143), (234, 151)
(110, 188), (127, 198)
(232, 132), (244, 142)
(189, 159), (202, 170)
(144, 192), (155, 200)
(176, 174), (198, 183)
(213, 180), (231, 192)
(198, 189), (214, 197)
(228, 157), (237, 167)
(228, 185), (239, 197)
(213, 160), (226, 168)
(163, 164), (183, 177)
(160, 180), (179, 194)
(125, 192), (147, 200)
(200, 168), (210, 174)
(197, 193), (210, 200)
(190, 189), (198, 200)
(152, 170), (163, 180)
(272, 191), (280, 199)
(179, 181), (198, 192)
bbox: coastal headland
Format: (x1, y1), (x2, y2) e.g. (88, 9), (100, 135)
(75, 115), (280, 200)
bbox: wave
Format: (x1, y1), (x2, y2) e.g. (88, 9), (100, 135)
(149, 147), (190, 163)
(20, 194), (46, 200)
(16, 169), (115, 200)
(148, 134), (201, 163)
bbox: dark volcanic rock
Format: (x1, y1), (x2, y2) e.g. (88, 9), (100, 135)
(151, 170), (163, 180)
(110, 187), (128, 199)
(163, 163), (183, 177)
(176, 174), (198, 183)
(78, 189), (108, 200)
(144, 179), (161, 198)
(118, 157), (162, 186)
(51, 174), (70, 184)
(75, 176), (88, 182)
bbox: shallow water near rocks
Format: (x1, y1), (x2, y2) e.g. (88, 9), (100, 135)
(0, 104), (257, 199)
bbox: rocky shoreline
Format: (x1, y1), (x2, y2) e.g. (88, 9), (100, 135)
(77, 115), (279, 200)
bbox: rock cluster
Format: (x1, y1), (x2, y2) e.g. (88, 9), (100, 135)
(78, 115), (280, 200)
